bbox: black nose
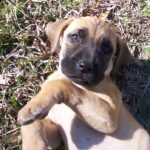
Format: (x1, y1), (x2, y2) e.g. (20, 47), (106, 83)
(77, 61), (91, 73)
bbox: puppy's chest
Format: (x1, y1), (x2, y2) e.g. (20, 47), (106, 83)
(48, 104), (76, 128)
(47, 104), (104, 148)
(47, 104), (100, 136)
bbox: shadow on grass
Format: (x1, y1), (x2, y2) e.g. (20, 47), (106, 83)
(116, 58), (150, 133)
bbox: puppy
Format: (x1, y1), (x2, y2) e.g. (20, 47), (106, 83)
(18, 17), (150, 150)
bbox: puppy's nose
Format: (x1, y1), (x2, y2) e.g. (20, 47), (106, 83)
(77, 61), (91, 73)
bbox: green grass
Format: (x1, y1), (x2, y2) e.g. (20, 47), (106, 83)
(142, 5), (150, 17)
(143, 47), (150, 72)
(144, 47), (150, 57)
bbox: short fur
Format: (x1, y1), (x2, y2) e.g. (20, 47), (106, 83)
(18, 17), (149, 150)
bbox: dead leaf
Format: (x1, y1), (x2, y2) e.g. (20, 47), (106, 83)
(0, 74), (11, 85)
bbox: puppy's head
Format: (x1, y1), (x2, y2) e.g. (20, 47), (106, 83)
(45, 17), (131, 86)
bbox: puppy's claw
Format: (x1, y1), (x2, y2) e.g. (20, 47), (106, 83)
(17, 114), (35, 126)
(17, 104), (49, 126)
(17, 108), (35, 125)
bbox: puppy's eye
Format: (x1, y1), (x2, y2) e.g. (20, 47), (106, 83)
(68, 33), (80, 43)
(101, 37), (113, 54)
(102, 47), (112, 53)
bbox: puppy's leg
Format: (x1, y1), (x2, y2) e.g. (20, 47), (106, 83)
(21, 119), (62, 150)
(18, 73), (121, 134)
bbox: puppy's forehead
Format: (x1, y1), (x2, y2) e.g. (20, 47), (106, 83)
(66, 17), (97, 33)
(64, 17), (117, 50)
(64, 17), (113, 38)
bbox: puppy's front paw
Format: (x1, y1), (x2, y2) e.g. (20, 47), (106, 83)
(18, 101), (49, 125)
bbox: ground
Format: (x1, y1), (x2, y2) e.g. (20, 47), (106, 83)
(0, 0), (150, 149)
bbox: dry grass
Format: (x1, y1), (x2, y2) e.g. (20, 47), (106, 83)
(0, 0), (150, 149)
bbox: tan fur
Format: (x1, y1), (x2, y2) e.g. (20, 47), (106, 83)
(18, 17), (150, 150)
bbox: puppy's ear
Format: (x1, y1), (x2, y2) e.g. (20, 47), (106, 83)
(112, 35), (131, 76)
(45, 18), (74, 53)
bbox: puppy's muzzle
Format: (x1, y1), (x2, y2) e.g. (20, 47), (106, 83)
(61, 55), (104, 86)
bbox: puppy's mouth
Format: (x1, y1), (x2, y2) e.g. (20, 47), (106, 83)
(66, 75), (88, 85)
(62, 72), (103, 86)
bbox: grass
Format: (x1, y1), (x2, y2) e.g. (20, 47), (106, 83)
(142, 5), (150, 17)
(0, 0), (150, 149)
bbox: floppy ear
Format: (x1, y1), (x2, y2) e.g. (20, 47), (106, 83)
(112, 35), (131, 76)
(45, 18), (74, 53)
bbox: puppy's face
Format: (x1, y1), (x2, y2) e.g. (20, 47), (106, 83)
(60, 18), (116, 85)
(45, 17), (131, 86)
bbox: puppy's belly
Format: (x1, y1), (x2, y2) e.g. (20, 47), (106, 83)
(48, 104), (149, 150)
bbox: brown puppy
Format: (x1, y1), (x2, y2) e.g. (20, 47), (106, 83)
(18, 17), (150, 150)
